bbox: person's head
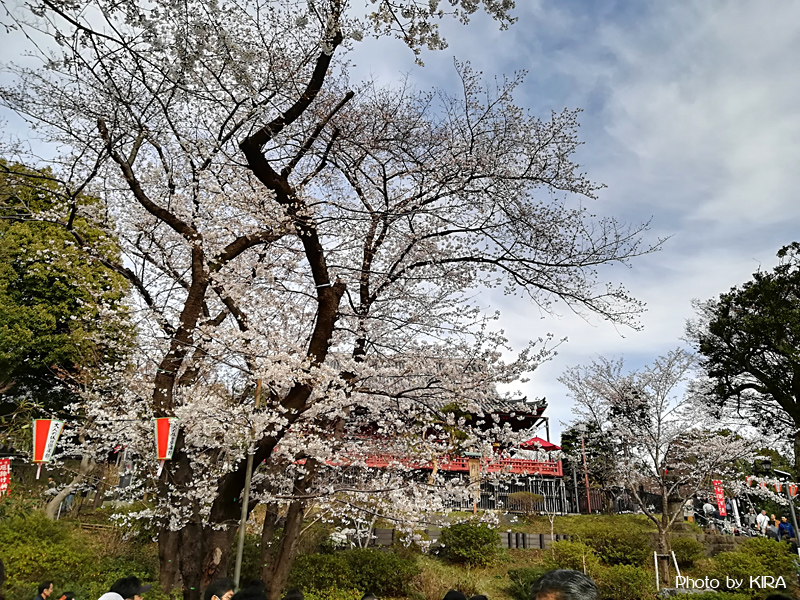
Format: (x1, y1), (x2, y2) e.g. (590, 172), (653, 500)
(781, 516), (788, 523)
(762, 510), (767, 515)
(468, 596), (488, 600)
(530, 570), (599, 600)
(771, 514), (777, 519)
(231, 580), (266, 600)
(204, 579), (235, 600)
(442, 591), (467, 600)
(360, 594), (377, 600)
(38, 582), (54, 598)
(110, 577), (151, 600)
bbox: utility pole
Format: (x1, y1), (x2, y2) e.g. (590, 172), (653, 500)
(233, 379), (262, 589)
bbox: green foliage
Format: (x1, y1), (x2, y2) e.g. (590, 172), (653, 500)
(595, 564), (655, 600)
(302, 589), (363, 600)
(438, 522), (499, 567)
(670, 536), (706, 568)
(0, 160), (130, 413)
(0, 510), (168, 600)
(687, 594), (752, 600)
(506, 567), (548, 600)
(344, 549), (420, 596)
(578, 522), (651, 566)
(690, 242), (800, 466)
(541, 541), (601, 577)
(702, 537), (797, 595)
(288, 550), (419, 596)
(288, 554), (355, 591)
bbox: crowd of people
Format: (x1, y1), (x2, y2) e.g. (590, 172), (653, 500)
(24, 568), (800, 600)
(28, 572), (603, 600)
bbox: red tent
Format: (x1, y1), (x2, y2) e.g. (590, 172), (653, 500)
(519, 436), (561, 451)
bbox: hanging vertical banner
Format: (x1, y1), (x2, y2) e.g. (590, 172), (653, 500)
(774, 482), (782, 493)
(712, 479), (727, 516)
(789, 484), (798, 498)
(760, 481), (768, 490)
(153, 417), (179, 476)
(0, 458), (10, 496)
(745, 476), (754, 487)
(32, 419), (65, 479)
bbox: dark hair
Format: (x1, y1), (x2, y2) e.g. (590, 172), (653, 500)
(38, 582), (54, 595)
(232, 580), (267, 600)
(110, 577), (150, 600)
(283, 590), (304, 600)
(204, 579), (235, 600)
(360, 594), (377, 600)
(442, 591), (467, 600)
(530, 570), (599, 600)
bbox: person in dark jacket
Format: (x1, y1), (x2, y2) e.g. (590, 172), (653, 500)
(778, 516), (795, 540)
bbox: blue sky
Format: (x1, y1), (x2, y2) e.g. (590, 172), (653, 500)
(349, 1), (800, 439)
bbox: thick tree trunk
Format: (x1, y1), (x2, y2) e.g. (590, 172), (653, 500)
(178, 523), (206, 600)
(260, 503), (280, 583)
(159, 529), (181, 592)
(266, 500), (306, 600)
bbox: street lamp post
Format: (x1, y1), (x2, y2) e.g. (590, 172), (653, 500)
(576, 424), (592, 514)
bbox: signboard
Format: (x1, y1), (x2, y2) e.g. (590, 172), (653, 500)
(153, 417), (179, 476)
(712, 479), (727, 516)
(32, 419), (65, 479)
(0, 458), (10, 496)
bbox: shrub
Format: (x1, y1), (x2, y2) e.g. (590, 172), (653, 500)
(541, 541), (601, 577)
(303, 589), (362, 600)
(438, 523), (498, 567)
(596, 564), (655, 600)
(288, 554), (356, 592)
(670, 536), (705, 568)
(702, 537), (796, 594)
(578, 523), (651, 566)
(0, 511), (165, 600)
(344, 549), (419, 596)
(506, 567), (548, 600)
(288, 550), (418, 596)
(689, 594), (752, 600)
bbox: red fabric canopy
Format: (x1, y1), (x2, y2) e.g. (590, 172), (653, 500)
(519, 436), (561, 451)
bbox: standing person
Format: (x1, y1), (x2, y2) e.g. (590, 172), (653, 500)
(778, 516), (795, 540)
(204, 579), (234, 600)
(97, 576), (151, 600)
(771, 513), (780, 528)
(683, 498), (694, 522)
(35, 582), (54, 600)
(757, 510), (770, 534)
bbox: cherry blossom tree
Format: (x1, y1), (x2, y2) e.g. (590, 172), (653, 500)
(560, 349), (756, 574)
(2, 0), (661, 597)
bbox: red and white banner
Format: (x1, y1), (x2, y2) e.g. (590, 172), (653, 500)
(774, 482), (782, 493)
(760, 481), (768, 490)
(789, 484), (798, 498)
(153, 417), (179, 476)
(0, 458), (10, 496)
(745, 476), (754, 487)
(32, 419), (64, 479)
(712, 479), (727, 516)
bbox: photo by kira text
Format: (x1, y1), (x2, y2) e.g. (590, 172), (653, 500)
(676, 575), (787, 590)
